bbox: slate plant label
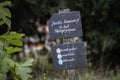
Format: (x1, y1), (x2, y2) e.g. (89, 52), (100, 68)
(48, 11), (83, 40)
(52, 42), (87, 70)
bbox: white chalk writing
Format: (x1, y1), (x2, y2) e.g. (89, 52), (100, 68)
(60, 47), (77, 52)
(51, 21), (62, 27)
(50, 18), (80, 35)
(63, 58), (75, 63)
(54, 28), (76, 34)
(62, 52), (75, 57)
(64, 18), (79, 24)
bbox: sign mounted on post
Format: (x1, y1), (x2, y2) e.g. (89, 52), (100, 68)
(48, 11), (83, 40)
(52, 42), (87, 70)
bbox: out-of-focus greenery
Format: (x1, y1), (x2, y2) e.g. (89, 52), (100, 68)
(33, 71), (120, 80)
(1, 0), (120, 79)
(0, 1), (34, 80)
(11, 0), (120, 70)
(31, 54), (120, 80)
(0, 1), (11, 27)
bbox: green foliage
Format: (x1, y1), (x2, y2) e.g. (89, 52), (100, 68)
(6, 47), (22, 55)
(12, 0), (120, 69)
(0, 1), (11, 27)
(32, 68), (120, 80)
(64, 0), (120, 69)
(0, 32), (34, 80)
(15, 58), (33, 80)
(1, 32), (25, 46)
(0, 1), (34, 80)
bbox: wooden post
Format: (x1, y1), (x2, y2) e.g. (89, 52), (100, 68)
(58, 9), (80, 80)
(63, 38), (79, 80)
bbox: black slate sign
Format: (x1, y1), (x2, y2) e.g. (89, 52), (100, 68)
(52, 42), (87, 70)
(48, 11), (83, 40)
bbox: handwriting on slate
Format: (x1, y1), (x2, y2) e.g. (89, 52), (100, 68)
(51, 18), (80, 34)
(56, 46), (77, 65)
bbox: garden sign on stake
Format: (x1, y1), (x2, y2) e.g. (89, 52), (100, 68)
(48, 9), (87, 80)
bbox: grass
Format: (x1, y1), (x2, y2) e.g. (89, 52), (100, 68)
(31, 54), (120, 80)
(31, 68), (120, 80)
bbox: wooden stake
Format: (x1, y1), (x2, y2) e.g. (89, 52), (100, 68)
(58, 8), (80, 80)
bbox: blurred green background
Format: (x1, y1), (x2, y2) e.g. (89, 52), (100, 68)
(0, 0), (120, 80)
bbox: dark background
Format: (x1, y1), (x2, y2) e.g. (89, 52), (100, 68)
(1, 0), (120, 71)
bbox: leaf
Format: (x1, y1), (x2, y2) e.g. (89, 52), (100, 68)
(15, 58), (33, 80)
(9, 32), (25, 39)
(1, 15), (11, 27)
(14, 58), (33, 80)
(0, 40), (3, 50)
(0, 1), (11, 28)
(2, 32), (25, 46)
(15, 67), (32, 80)
(0, 56), (14, 74)
(0, 1), (11, 7)
(5, 57), (15, 68)
(0, 50), (5, 62)
(6, 47), (22, 54)
(0, 20), (5, 25)
(0, 39), (9, 50)
(0, 73), (6, 80)
(10, 39), (23, 46)
(1, 58), (10, 74)
(21, 58), (34, 67)
(0, 8), (11, 18)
